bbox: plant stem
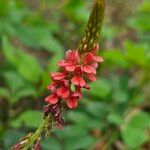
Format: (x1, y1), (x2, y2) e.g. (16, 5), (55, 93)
(22, 116), (50, 150)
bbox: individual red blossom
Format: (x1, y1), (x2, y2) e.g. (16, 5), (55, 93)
(58, 50), (79, 72)
(45, 44), (104, 109)
(45, 93), (58, 105)
(86, 73), (97, 81)
(51, 72), (66, 80)
(82, 65), (96, 74)
(56, 86), (70, 99)
(71, 75), (86, 87)
(67, 97), (78, 109)
(47, 83), (57, 92)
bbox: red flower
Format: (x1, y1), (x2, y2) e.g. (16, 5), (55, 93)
(66, 92), (81, 109)
(45, 44), (103, 109)
(67, 97), (78, 109)
(71, 75), (86, 87)
(82, 65), (96, 74)
(45, 94), (58, 104)
(56, 86), (70, 99)
(47, 83), (57, 92)
(51, 72), (66, 80)
(58, 50), (79, 72)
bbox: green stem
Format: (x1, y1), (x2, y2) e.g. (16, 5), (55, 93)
(22, 116), (50, 150)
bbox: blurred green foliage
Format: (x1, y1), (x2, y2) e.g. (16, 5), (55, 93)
(0, 0), (150, 149)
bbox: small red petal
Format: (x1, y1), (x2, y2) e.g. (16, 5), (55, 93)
(71, 76), (86, 87)
(82, 65), (96, 75)
(91, 62), (98, 69)
(86, 74), (97, 81)
(46, 83), (56, 92)
(93, 56), (104, 62)
(83, 53), (93, 64)
(62, 88), (70, 99)
(58, 60), (66, 67)
(51, 72), (66, 80)
(67, 98), (78, 109)
(45, 94), (58, 104)
(65, 64), (76, 72)
(84, 84), (90, 90)
(56, 87), (70, 99)
(56, 87), (64, 97)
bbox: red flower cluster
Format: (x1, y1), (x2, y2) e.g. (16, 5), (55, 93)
(45, 44), (104, 109)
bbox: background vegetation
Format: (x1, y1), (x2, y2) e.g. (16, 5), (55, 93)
(0, 0), (150, 149)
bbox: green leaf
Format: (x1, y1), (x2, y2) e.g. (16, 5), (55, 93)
(122, 111), (150, 148)
(57, 126), (95, 150)
(103, 49), (129, 68)
(89, 79), (112, 99)
(4, 71), (36, 103)
(63, 133), (95, 150)
(42, 138), (61, 150)
(11, 110), (42, 128)
(17, 50), (42, 83)
(86, 101), (109, 118)
(3, 130), (25, 149)
(0, 87), (9, 99)
(107, 113), (124, 125)
(122, 126), (148, 148)
(2, 36), (19, 66)
(124, 41), (149, 67)
(112, 90), (128, 103)
(56, 125), (88, 139)
(128, 111), (150, 129)
(66, 111), (90, 126)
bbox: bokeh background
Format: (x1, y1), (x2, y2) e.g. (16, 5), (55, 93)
(0, 0), (150, 149)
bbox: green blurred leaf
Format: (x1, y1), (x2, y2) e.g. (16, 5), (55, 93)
(122, 111), (150, 148)
(42, 138), (61, 150)
(124, 41), (149, 67)
(4, 71), (36, 103)
(17, 50), (42, 83)
(89, 79), (112, 99)
(3, 130), (25, 149)
(112, 90), (128, 103)
(66, 111), (90, 126)
(107, 113), (124, 125)
(128, 111), (150, 129)
(103, 49), (129, 68)
(2, 36), (19, 66)
(11, 110), (42, 128)
(63, 134), (95, 150)
(0, 87), (9, 99)
(122, 126), (148, 148)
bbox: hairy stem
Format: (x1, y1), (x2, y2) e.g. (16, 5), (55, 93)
(22, 116), (51, 150)
(78, 0), (105, 55)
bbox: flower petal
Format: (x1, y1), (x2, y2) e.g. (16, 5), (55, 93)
(93, 56), (104, 62)
(45, 94), (58, 104)
(51, 72), (66, 80)
(56, 87), (70, 99)
(82, 65), (96, 74)
(83, 53), (93, 65)
(67, 98), (78, 109)
(91, 62), (98, 69)
(86, 74), (97, 81)
(46, 83), (56, 92)
(65, 64), (76, 72)
(62, 89), (70, 99)
(71, 76), (86, 87)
